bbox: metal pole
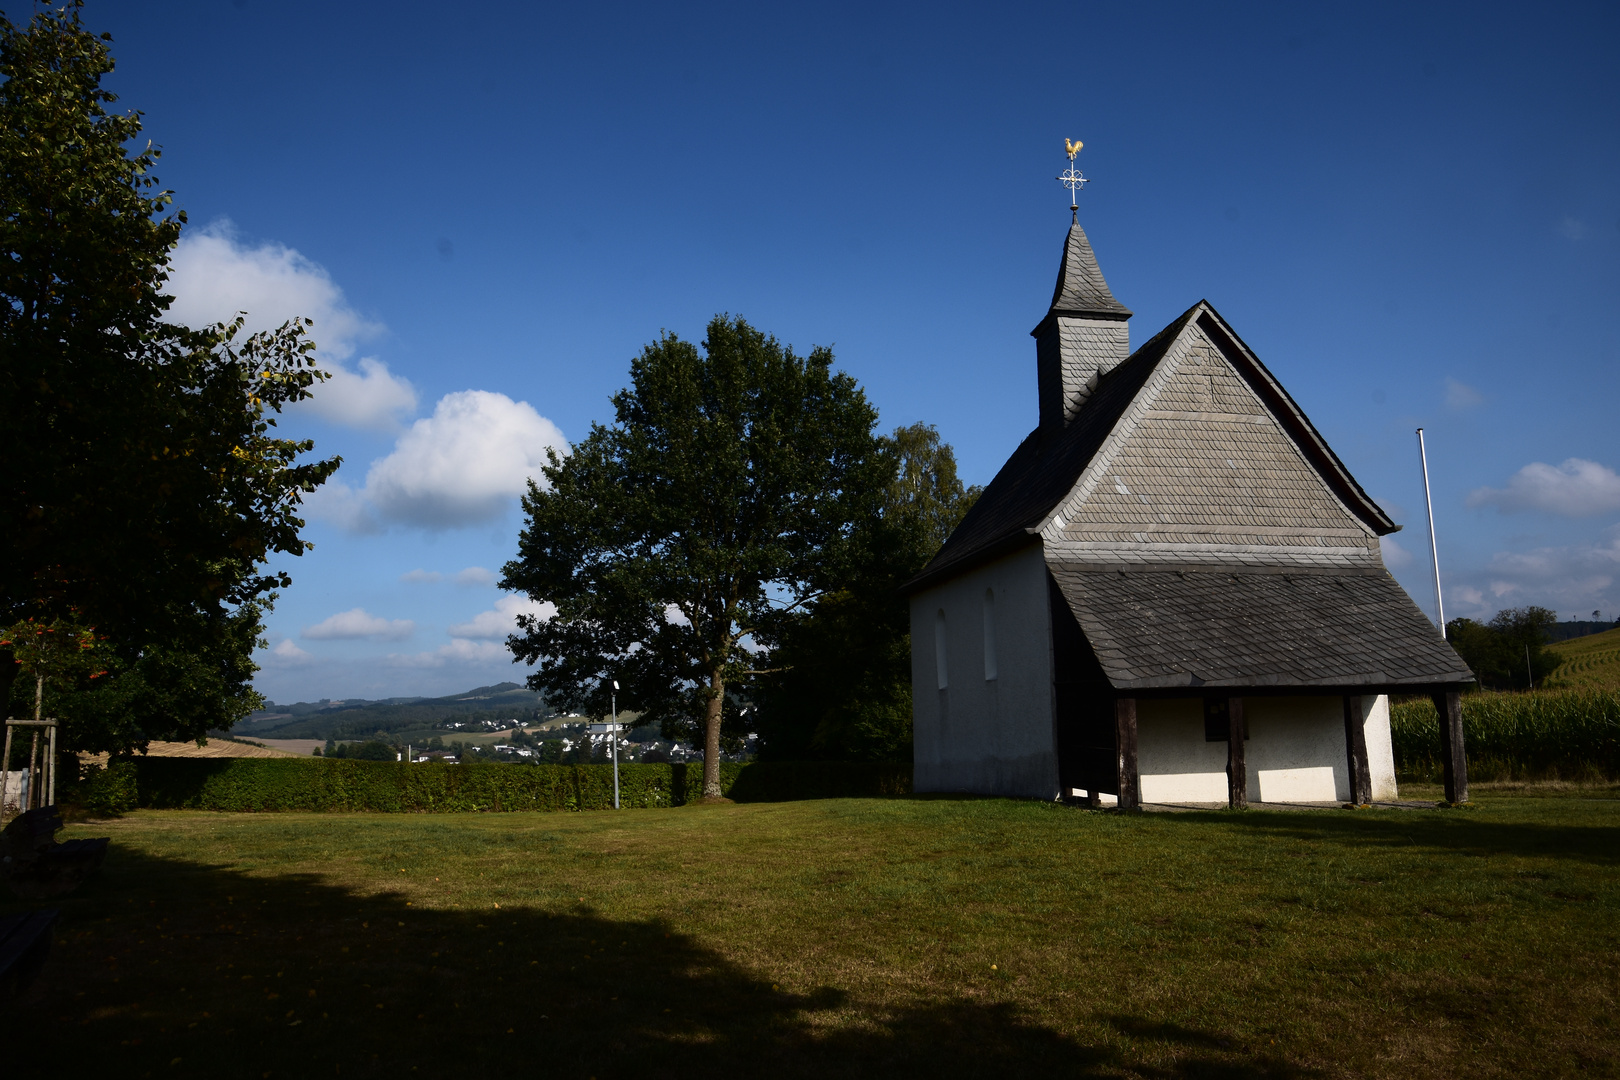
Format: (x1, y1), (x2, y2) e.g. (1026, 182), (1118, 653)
(1526, 645), (1534, 691)
(1417, 428), (1446, 637)
(47, 721), (57, 807)
(610, 683), (620, 810)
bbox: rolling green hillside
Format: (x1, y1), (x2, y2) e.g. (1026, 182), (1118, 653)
(1549, 626), (1620, 691)
(235, 683), (548, 742)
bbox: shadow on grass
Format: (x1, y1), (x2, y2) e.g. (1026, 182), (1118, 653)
(0, 843), (1313, 1079)
(1169, 803), (1620, 866)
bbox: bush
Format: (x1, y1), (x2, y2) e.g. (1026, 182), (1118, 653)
(109, 759), (913, 813)
(74, 759), (139, 815)
(1391, 689), (1620, 782)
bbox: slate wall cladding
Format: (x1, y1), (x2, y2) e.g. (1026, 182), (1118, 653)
(1037, 316), (1131, 433)
(1058, 317), (1130, 418)
(1057, 327), (1375, 557)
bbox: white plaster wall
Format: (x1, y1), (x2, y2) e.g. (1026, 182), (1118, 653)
(1363, 694), (1398, 800)
(1134, 695), (1392, 804)
(1137, 699), (1229, 802)
(1245, 697), (1348, 802)
(909, 543), (1057, 798)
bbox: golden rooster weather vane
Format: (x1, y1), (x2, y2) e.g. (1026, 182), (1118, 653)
(1058, 138), (1088, 219)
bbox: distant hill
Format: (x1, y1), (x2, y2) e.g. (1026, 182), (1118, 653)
(237, 683), (548, 741)
(1548, 627), (1620, 691)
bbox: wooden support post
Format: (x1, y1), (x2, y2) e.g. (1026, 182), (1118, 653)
(1431, 690), (1468, 804)
(1114, 697), (1140, 812)
(1343, 695), (1371, 805)
(1226, 696), (1247, 809)
(46, 722), (57, 808)
(26, 729), (39, 811)
(0, 722), (12, 823)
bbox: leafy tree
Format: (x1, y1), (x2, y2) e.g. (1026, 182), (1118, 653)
(750, 423), (980, 760)
(502, 315), (885, 799)
(1446, 606), (1560, 690)
(0, 4), (336, 751)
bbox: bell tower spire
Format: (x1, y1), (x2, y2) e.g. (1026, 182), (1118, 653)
(1033, 138), (1131, 440)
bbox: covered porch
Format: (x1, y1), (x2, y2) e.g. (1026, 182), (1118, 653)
(1058, 686), (1471, 810)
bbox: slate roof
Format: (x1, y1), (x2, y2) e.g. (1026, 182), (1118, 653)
(904, 301), (1398, 593)
(1043, 221), (1132, 321)
(907, 306), (1198, 590)
(1047, 564), (1475, 690)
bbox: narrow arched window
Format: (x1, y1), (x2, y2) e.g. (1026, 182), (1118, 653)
(983, 588), (998, 681)
(934, 608), (949, 690)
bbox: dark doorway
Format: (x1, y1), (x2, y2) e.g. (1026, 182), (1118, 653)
(1049, 576), (1116, 797)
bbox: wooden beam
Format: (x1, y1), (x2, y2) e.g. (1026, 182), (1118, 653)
(1343, 695), (1371, 805)
(1431, 690), (1468, 804)
(1114, 697), (1140, 812)
(1226, 696), (1247, 809)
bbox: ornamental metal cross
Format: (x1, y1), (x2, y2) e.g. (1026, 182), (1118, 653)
(1058, 137), (1087, 214)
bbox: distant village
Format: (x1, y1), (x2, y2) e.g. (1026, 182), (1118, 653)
(316, 713), (759, 766)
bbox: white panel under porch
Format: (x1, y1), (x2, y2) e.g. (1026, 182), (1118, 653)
(1134, 695), (1397, 805)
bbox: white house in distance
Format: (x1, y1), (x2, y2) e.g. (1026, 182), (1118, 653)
(904, 211), (1475, 808)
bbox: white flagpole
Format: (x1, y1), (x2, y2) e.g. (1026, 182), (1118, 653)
(1417, 428), (1446, 637)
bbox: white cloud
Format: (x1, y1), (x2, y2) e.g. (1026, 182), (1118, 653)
(308, 390), (567, 531)
(1467, 458), (1620, 517)
(314, 357), (419, 432)
(1444, 377), (1484, 410)
(1445, 525), (1620, 620)
(303, 608), (416, 641)
(166, 221), (416, 431)
(1381, 535), (1414, 569)
(269, 639), (313, 664)
(448, 596), (554, 640)
(454, 566), (498, 586)
(385, 639), (512, 669)
(400, 569), (442, 583)
(1559, 216), (1588, 241)
(302, 481), (380, 534)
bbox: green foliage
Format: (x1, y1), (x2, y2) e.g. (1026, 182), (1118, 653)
(503, 315), (887, 797)
(326, 740), (398, 761)
(1390, 689), (1620, 781)
(1446, 606), (1560, 690)
(0, 3), (338, 753)
(750, 423), (980, 761)
(74, 760), (138, 816)
(99, 758), (912, 813)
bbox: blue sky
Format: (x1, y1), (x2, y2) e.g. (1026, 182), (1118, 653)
(87, 0), (1620, 702)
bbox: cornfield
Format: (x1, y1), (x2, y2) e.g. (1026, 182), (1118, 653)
(1390, 689), (1620, 782)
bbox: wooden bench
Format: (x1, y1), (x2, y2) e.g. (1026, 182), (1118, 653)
(0, 908), (56, 998)
(2, 807), (110, 900)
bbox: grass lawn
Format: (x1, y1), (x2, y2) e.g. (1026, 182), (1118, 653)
(4, 792), (1618, 1079)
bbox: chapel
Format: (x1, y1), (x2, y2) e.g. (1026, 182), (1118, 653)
(904, 212), (1475, 808)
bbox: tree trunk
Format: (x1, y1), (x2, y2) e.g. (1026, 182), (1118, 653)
(702, 668), (724, 799)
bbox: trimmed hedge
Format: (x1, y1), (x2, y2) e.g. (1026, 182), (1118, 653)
(73, 758), (912, 814)
(1391, 689), (1620, 782)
